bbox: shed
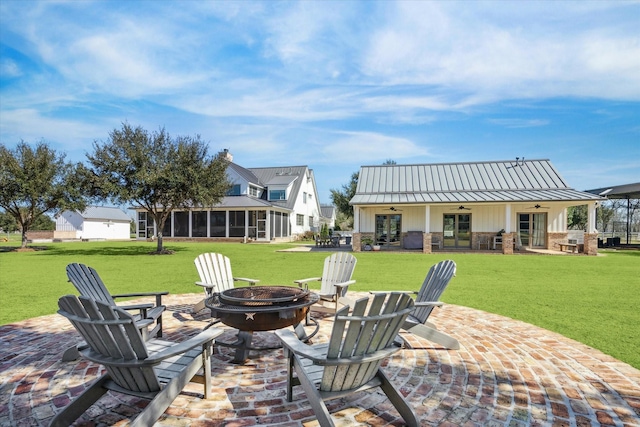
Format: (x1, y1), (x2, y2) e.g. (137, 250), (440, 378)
(55, 206), (131, 240)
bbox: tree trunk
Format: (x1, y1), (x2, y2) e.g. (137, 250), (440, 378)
(21, 229), (28, 249)
(156, 231), (163, 253)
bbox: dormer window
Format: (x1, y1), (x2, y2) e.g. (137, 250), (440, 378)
(269, 189), (286, 200)
(228, 184), (241, 196)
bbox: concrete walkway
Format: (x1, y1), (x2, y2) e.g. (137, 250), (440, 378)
(1, 293), (638, 426)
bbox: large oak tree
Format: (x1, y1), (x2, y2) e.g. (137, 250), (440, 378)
(0, 141), (86, 248)
(85, 124), (231, 253)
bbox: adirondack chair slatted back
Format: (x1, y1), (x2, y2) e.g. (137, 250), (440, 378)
(320, 252), (357, 297)
(321, 293), (414, 392)
(66, 263), (116, 305)
(194, 253), (235, 295)
(413, 260), (456, 323)
(58, 295), (160, 393)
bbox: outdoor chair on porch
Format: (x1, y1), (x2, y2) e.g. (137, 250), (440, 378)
(193, 252), (259, 313)
(63, 263), (168, 361)
(477, 235), (490, 250)
(294, 252), (357, 315)
(51, 295), (222, 427)
(276, 292), (419, 427)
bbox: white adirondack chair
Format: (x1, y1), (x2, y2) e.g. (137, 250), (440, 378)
(63, 263), (168, 361)
(51, 295), (222, 427)
(294, 252), (357, 315)
(396, 259), (459, 350)
(193, 253), (259, 313)
(276, 292), (419, 427)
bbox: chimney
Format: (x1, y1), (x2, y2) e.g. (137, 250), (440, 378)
(218, 149), (233, 162)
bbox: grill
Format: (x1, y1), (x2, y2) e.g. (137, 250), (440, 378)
(205, 286), (319, 363)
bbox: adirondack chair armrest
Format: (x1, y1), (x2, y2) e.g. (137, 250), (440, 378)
(133, 318), (154, 328)
(118, 302), (155, 311)
(414, 301), (444, 308)
(234, 277), (259, 285)
(334, 280), (355, 292)
(294, 277), (322, 286)
(315, 347), (400, 366)
(146, 328), (223, 364)
(112, 291), (169, 308)
(81, 328), (224, 367)
(112, 291), (170, 298)
(275, 329), (326, 362)
(195, 281), (214, 289)
(370, 291), (418, 295)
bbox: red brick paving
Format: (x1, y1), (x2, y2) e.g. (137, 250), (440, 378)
(0, 292), (639, 426)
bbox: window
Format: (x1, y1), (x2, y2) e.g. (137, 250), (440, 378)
(192, 211), (207, 237)
(269, 189), (286, 200)
(228, 184), (241, 196)
(296, 214), (304, 226)
(249, 186), (259, 197)
(309, 216), (314, 228)
(173, 211), (189, 237)
(229, 210), (245, 237)
(303, 192), (307, 203)
(209, 211), (226, 237)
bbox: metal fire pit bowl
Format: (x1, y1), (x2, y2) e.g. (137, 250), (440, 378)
(205, 286), (319, 363)
(208, 286), (318, 331)
(218, 285), (310, 307)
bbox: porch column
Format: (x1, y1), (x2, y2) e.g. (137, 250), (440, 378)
(503, 204), (513, 254)
(587, 202), (597, 233)
(584, 202), (599, 256)
(505, 204), (512, 232)
(266, 209), (271, 240)
(243, 211), (248, 241)
(353, 206), (361, 252)
(423, 205), (431, 254)
(424, 205), (431, 232)
(225, 211), (229, 238)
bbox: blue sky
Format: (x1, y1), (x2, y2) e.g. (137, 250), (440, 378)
(1, 0), (639, 204)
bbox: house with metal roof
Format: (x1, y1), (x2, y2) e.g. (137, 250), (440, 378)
(134, 151), (324, 242)
(349, 159), (603, 255)
(55, 206), (132, 240)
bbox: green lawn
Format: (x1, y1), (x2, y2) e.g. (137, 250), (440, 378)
(1, 240), (638, 370)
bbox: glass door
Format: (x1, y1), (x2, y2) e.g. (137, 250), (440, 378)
(518, 213), (546, 248)
(443, 214), (471, 249)
(375, 214), (402, 247)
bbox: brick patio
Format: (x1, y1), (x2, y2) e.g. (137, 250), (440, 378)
(1, 292), (638, 426)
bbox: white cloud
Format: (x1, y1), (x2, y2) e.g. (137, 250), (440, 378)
(362, 2), (640, 101)
(488, 119), (550, 129)
(0, 59), (22, 78)
(0, 109), (109, 156)
(321, 131), (430, 165)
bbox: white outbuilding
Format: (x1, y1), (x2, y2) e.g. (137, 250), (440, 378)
(55, 206), (132, 240)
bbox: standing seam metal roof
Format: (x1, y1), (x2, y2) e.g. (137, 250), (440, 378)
(351, 160), (601, 205)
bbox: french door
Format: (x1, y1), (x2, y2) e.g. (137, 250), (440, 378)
(518, 213), (546, 248)
(375, 214), (402, 247)
(443, 214), (471, 249)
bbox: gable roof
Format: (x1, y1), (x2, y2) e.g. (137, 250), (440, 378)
(351, 159), (602, 205)
(320, 205), (335, 218)
(227, 162), (262, 186)
(80, 206), (131, 222)
(248, 166), (311, 210)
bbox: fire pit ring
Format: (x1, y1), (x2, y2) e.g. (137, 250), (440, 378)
(218, 285), (310, 307)
(205, 286), (319, 363)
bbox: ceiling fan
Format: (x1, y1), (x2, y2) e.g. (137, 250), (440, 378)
(526, 204), (550, 210)
(457, 205), (471, 211)
(386, 206), (403, 212)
